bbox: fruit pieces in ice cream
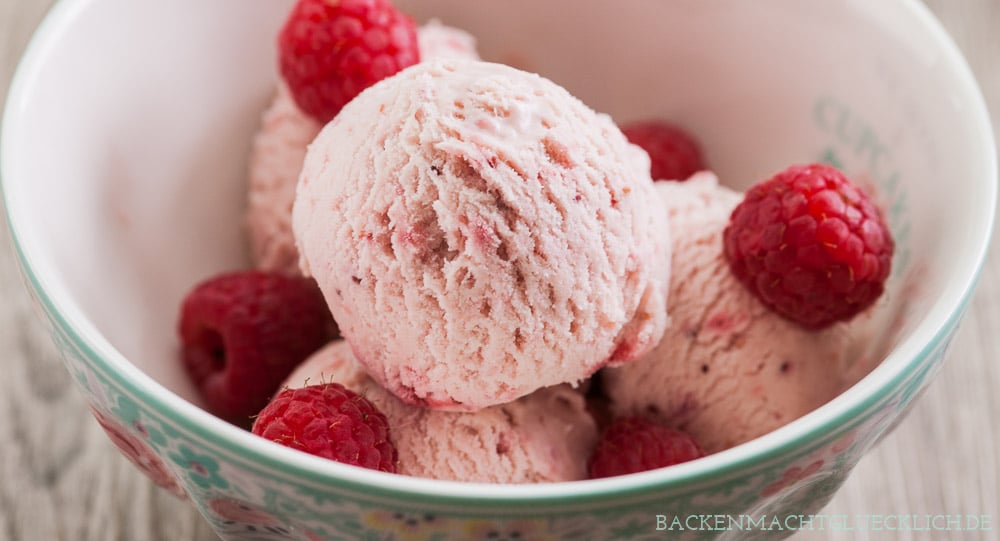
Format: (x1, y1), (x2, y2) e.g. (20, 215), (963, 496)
(245, 22), (481, 275)
(601, 172), (868, 453)
(283, 341), (598, 483)
(292, 58), (671, 411)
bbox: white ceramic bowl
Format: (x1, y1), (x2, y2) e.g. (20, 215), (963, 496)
(2, 1), (995, 540)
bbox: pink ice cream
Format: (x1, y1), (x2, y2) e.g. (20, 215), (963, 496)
(283, 341), (598, 483)
(415, 19), (480, 62)
(292, 58), (670, 411)
(245, 82), (321, 274)
(601, 173), (864, 453)
(245, 22), (480, 275)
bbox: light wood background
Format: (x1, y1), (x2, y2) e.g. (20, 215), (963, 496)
(1, 1), (997, 540)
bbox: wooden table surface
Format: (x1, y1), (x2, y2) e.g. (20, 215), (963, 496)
(1, 1), (997, 540)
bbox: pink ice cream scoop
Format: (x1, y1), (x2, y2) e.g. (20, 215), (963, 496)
(283, 341), (598, 483)
(245, 22), (480, 275)
(292, 59), (671, 411)
(601, 173), (866, 454)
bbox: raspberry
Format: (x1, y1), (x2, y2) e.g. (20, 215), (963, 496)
(178, 270), (336, 426)
(589, 417), (704, 478)
(252, 383), (397, 472)
(621, 120), (706, 181)
(723, 163), (894, 329)
(278, 0), (420, 123)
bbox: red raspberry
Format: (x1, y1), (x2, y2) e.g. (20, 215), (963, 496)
(621, 120), (707, 181)
(252, 383), (397, 472)
(178, 270), (335, 426)
(278, 0), (420, 123)
(723, 163), (894, 329)
(589, 417), (704, 478)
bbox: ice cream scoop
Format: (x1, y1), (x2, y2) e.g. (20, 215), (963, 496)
(283, 341), (598, 483)
(601, 173), (866, 453)
(292, 58), (671, 410)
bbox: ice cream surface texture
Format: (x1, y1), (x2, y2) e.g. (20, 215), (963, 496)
(283, 341), (598, 482)
(245, 22), (480, 275)
(292, 59), (671, 411)
(602, 173), (861, 453)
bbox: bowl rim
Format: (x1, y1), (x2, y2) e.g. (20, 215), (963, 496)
(1, 0), (996, 509)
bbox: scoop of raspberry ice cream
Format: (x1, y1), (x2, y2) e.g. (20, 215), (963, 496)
(601, 172), (870, 453)
(245, 22), (481, 275)
(283, 341), (598, 483)
(293, 59), (671, 410)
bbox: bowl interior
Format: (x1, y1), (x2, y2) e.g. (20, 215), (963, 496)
(3, 0), (994, 439)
